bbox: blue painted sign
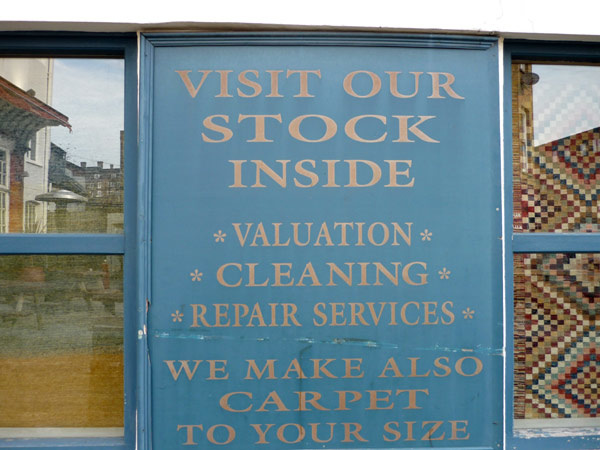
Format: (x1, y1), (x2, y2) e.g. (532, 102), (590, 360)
(144, 34), (502, 449)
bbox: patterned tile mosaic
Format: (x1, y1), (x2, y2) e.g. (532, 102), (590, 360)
(514, 253), (599, 419)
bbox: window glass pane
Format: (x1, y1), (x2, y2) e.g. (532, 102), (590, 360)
(0, 58), (124, 234)
(0, 255), (123, 437)
(512, 64), (600, 233)
(514, 253), (599, 429)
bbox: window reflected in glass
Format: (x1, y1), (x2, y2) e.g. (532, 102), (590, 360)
(0, 58), (124, 234)
(512, 64), (600, 233)
(0, 255), (123, 436)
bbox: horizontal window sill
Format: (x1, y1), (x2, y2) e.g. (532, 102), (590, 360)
(0, 234), (124, 254)
(0, 428), (123, 439)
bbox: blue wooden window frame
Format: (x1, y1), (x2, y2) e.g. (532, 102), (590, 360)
(0, 33), (144, 450)
(504, 40), (600, 450)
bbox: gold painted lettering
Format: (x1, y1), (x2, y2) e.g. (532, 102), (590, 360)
(251, 424), (274, 444)
(296, 261), (321, 286)
(250, 223), (270, 246)
(251, 160), (289, 187)
(216, 70), (233, 97)
(282, 303), (301, 327)
(295, 391), (328, 411)
(220, 392), (252, 412)
(343, 70), (382, 98)
(393, 115), (439, 143)
(238, 114), (282, 142)
(266, 70), (283, 97)
(342, 423), (368, 443)
(216, 263), (242, 287)
(386, 71), (422, 98)
(343, 358), (364, 378)
(346, 160), (382, 187)
(257, 391), (289, 412)
(384, 160), (414, 187)
(395, 388), (429, 409)
(402, 261), (428, 285)
(323, 160), (340, 187)
(245, 360), (277, 380)
(237, 70), (262, 97)
(276, 423), (305, 444)
(433, 357), (452, 377)
(202, 115), (233, 142)
(294, 160), (319, 187)
(428, 72), (464, 99)
(286, 69), (321, 97)
(408, 357), (430, 377)
(383, 422), (402, 442)
(314, 222), (334, 246)
(374, 262), (401, 286)
(391, 222), (412, 245)
(421, 421), (445, 441)
(327, 262), (353, 286)
(228, 160), (247, 188)
(208, 360), (228, 380)
(164, 360), (202, 381)
(282, 359), (308, 379)
(175, 70), (211, 98)
(289, 115), (337, 142)
(291, 222), (312, 246)
(335, 391), (362, 410)
(455, 356), (483, 377)
(310, 423), (335, 443)
(449, 420), (470, 440)
(177, 424), (203, 445)
(400, 301), (420, 325)
(378, 358), (404, 378)
(367, 390), (394, 410)
(345, 115), (387, 143)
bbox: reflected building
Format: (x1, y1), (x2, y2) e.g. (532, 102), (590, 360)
(0, 59), (71, 233)
(69, 156), (124, 233)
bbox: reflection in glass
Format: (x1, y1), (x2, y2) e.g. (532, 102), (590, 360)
(0, 59), (124, 234)
(0, 255), (123, 434)
(514, 253), (599, 425)
(512, 64), (600, 232)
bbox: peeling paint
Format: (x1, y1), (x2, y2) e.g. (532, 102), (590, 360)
(151, 331), (504, 356)
(514, 427), (600, 439)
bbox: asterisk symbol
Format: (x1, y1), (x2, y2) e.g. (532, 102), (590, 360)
(462, 307), (475, 319)
(171, 310), (184, 322)
(439, 267), (451, 279)
(190, 269), (203, 281)
(420, 229), (432, 241)
(214, 230), (226, 242)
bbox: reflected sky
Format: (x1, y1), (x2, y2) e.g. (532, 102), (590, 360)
(533, 64), (600, 146)
(50, 59), (124, 168)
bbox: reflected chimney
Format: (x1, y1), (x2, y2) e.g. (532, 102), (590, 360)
(81, 162), (87, 168)
(97, 161), (103, 169)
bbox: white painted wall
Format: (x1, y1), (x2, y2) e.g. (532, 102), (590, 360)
(2, 0), (600, 38)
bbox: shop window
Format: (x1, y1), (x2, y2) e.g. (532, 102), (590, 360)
(0, 57), (124, 235)
(0, 255), (123, 431)
(509, 51), (600, 448)
(0, 35), (137, 449)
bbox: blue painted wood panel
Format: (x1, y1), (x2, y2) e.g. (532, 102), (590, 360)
(143, 34), (502, 449)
